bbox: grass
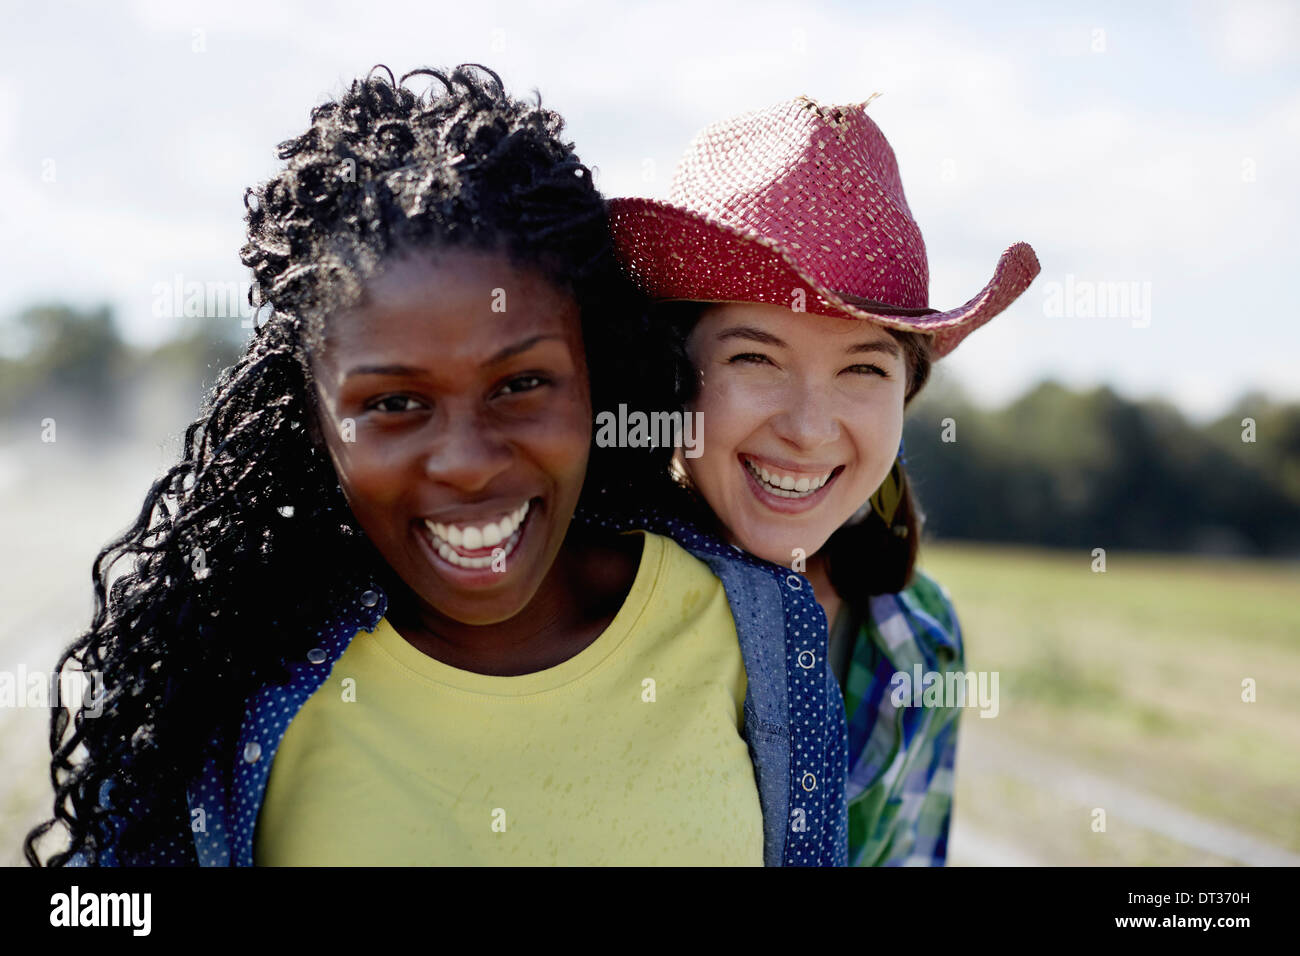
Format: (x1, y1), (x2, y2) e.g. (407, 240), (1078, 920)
(919, 540), (1300, 859)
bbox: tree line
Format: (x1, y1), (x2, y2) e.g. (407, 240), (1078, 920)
(904, 376), (1300, 557)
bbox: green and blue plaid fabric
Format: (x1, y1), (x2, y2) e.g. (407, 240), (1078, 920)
(841, 569), (964, 866)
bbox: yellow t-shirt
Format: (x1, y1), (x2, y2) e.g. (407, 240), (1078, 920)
(254, 531), (764, 865)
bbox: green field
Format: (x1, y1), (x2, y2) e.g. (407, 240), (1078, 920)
(919, 541), (1300, 865)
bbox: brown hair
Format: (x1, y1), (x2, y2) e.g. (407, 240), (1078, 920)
(823, 326), (933, 610)
(656, 301), (935, 606)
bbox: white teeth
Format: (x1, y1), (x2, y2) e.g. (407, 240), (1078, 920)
(743, 458), (835, 498)
(423, 501), (532, 569)
(434, 532), (521, 569)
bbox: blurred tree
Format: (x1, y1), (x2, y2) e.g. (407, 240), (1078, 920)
(905, 381), (1300, 557)
(0, 303), (247, 446)
(0, 303), (128, 425)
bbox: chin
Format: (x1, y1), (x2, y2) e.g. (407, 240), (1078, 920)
(433, 584), (537, 627)
(758, 528), (837, 570)
(731, 528), (800, 569)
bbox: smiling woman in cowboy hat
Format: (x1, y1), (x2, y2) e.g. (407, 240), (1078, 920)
(609, 94), (1040, 865)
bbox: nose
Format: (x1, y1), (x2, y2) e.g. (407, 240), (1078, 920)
(769, 377), (841, 451)
(422, 410), (513, 494)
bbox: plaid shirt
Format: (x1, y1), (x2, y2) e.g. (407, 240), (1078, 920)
(842, 569), (963, 866)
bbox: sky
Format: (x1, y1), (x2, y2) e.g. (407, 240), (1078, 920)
(0, 0), (1297, 421)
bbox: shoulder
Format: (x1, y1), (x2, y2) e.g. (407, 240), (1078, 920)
(874, 567), (964, 667)
(643, 531), (744, 616)
(647, 528), (710, 571)
(575, 501), (753, 570)
(583, 509), (807, 631)
(903, 569), (960, 633)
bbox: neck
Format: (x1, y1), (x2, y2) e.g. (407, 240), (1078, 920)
(386, 525), (641, 676)
(802, 552), (842, 630)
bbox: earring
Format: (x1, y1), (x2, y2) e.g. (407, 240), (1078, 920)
(869, 457), (905, 526)
(868, 437), (909, 534)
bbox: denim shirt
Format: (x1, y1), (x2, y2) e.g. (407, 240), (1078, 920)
(70, 511), (848, 867)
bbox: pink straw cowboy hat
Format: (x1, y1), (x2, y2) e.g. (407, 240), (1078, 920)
(609, 95), (1040, 357)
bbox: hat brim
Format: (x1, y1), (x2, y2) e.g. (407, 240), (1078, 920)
(609, 197), (1040, 358)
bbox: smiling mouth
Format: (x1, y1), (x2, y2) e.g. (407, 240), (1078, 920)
(741, 456), (841, 500)
(422, 500), (533, 570)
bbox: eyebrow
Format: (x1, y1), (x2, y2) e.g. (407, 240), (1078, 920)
(716, 326), (788, 348)
(716, 325), (901, 359)
(344, 334), (565, 379)
(846, 339), (901, 359)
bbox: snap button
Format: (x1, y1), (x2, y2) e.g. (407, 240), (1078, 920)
(360, 589), (380, 607)
(243, 741), (262, 764)
(801, 772), (817, 792)
(307, 648), (326, 664)
(785, 574), (803, 590)
(797, 650), (816, 669)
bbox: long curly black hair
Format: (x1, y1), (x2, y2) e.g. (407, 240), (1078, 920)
(23, 64), (674, 867)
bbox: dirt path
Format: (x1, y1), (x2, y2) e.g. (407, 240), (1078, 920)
(949, 717), (1300, 867)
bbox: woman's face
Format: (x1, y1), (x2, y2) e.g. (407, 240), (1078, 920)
(680, 302), (907, 567)
(311, 247), (592, 626)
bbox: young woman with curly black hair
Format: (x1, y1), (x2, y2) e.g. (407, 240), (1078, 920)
(23, 65), (846, 867)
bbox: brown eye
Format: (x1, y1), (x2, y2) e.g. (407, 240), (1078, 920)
(369, 395), (424, 413)
(495, 374), (550, 397)
(844, 364), (889, 378)
(727, 353), (774, 366)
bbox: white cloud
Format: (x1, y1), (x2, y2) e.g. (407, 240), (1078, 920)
(1214, 0), (1300, 68)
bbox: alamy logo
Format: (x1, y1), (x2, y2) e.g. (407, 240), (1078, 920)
(889, 665), (999, 718)
(1041, 273), (1152, 328)
(594, 404), (703, 458)
(49, 886), (151, 936)
(0, 667), (103, 717)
